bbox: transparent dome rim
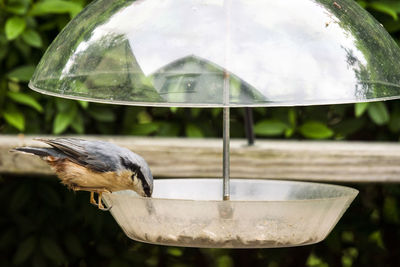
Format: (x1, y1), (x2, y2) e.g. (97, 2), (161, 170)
(109, 178), (359, 203)
(29, 82), (400, 108)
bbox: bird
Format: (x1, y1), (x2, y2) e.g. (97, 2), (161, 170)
(11, 138), (153, 210)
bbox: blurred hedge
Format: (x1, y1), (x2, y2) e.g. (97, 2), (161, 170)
(1, 0), (400, 267)
(0, 0), (400, 140)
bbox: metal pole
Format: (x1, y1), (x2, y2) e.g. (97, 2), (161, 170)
(222, 0), (231, 201)
(223, 106), (230, 200)
(223, 70), (230, 201)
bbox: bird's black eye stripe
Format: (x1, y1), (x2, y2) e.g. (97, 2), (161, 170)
(120, 156), (145, 182)
(120, 157), (139, 172)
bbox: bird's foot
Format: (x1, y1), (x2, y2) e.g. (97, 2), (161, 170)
(90, 191), (97, 206)
(97, 191), (111, 211)
(68, 185), (111, 210)
(87, 189), (111, 211)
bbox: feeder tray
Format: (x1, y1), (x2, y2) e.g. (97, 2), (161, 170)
(28, 0), (400, 248)
(103, 179), (358, 248)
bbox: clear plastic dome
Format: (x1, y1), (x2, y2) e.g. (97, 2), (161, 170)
(29, 0), (400, 107)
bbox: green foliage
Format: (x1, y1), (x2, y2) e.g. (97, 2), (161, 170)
(7, 91), (43, 112)
(254, 119), (289, 136)
(3, 104), (25, 131)
(29, 0), (83, 17)
(367, 102), (390, 125)
(299, 121), (334, 140)
(0, 0), (400, 139)
(355, 102), (369, 117)
(21, 29), (42, 48)
(7, 65), (35, 82)
(5, 16), (26, 40)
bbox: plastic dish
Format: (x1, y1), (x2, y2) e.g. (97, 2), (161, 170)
(102, 179), (358, 248)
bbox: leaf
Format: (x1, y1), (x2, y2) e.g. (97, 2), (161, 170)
(367, 102), (390, 125)
(55, 98), (73, 112)
(131, 123), (159, 135)
(341, 231), (355, 243)
(369, 2), (398, 20)
(157, 122), (180, 136)
(170, 107), (178, 113)
(355, 102), (369, 117)
(40, 237), (67, 264)
(4, 4), (29, 15)
(7, 91), (43, 112)
(299, 121), (334, 139)
(254, 119), (289, 136)
(5, 17), (26, 40)
(369, 231), (385, 249)
(8, 81), (20, 92)
(357, 1), (367, 8)
(22, 29), (43, 48)
(185, 123), (204, 138)
(7, 65), (36, 82)
(70, 114), (84, 134)
(30, 0), (83, 17)
(3, 105), (25, 131)
(78, 100), (89, 109)
(167, 248), (183, 257)
(217, 255), (234, 267)
(53, 105), (77, 134)
(285, 128), (294, 138)
(333, 118), (365, 137)
(13, 236), (36, 265)
(288, 108), (297, 127)
(306, 253), (329, 267)
(88, 107), (115, 122)
(136, 110), (152, 124)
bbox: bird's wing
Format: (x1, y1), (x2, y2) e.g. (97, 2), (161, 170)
(36, 138), (119, 172)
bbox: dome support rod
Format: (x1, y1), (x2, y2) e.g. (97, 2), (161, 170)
(223, 71), (230, 201)
(223, 106), (230, 201)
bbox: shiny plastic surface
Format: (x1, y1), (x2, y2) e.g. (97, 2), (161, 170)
(102, 179), (358, 248)
(30, 0), (400, 107)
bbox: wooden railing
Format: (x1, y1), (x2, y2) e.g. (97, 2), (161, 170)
(2, 135), (400, 183)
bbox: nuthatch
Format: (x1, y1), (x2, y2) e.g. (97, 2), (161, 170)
(12, 138), (153, 210)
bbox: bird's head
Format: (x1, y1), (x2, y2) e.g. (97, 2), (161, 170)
(120, 155), (153, 197)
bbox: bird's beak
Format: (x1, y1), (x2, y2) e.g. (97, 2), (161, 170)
(144, 187), (152, 197)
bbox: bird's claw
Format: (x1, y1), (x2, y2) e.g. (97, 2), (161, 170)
(90, 190), (111, 211)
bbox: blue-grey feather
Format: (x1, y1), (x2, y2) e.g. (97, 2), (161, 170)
(37, 138), (153, 192)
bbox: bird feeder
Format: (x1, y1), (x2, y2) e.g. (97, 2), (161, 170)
(29, 0), (400, 248)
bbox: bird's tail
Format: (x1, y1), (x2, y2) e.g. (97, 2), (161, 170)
(10, 147), (57, 157)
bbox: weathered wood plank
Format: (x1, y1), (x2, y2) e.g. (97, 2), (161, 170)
(1, 135), (400, 183)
